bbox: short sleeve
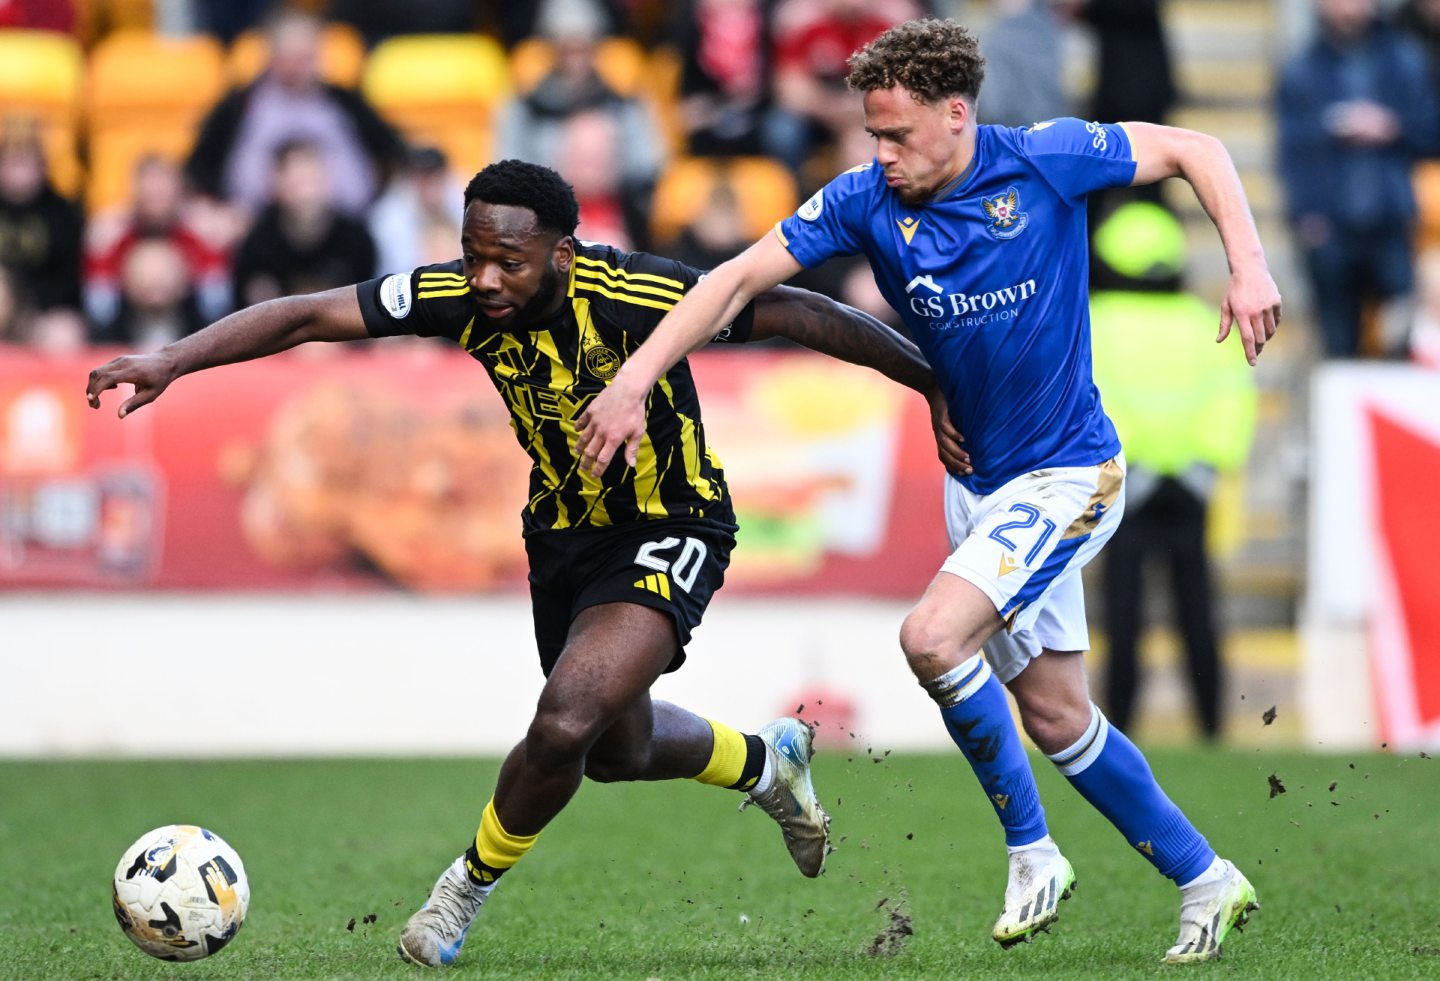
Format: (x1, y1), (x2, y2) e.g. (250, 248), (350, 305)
(357, 260), (472, 341)
(774, 165), (872, 268)
(1020, 118), (1137, 202)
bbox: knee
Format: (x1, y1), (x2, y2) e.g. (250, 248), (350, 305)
(525, 705), (600, 772)
(899, 607), (961, 679)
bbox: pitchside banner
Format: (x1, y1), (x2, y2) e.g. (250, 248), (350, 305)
(0, 346), (947, 596)
(1305, 364), (1440, 749)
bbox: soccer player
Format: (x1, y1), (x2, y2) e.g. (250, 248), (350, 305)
(85, 160), (963, 968)
(575, 19), (1282, 965)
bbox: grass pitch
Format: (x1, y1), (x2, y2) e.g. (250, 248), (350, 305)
(2, 747), (1438, 979)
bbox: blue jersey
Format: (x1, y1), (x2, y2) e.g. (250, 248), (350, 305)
(776, 118), (1136, 493)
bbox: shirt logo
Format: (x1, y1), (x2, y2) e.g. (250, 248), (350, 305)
(982, 186), (1029, 240)
(797, 189), (824, 221)
(379, 273), (412, 319)
(905, 274), (942, 294)
(896, 215), (921, 245)
(584, 345), (621, 380)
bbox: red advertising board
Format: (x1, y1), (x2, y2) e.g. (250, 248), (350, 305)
(1, 346), (947, 596)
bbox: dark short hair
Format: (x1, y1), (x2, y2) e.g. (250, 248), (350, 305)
(463, 159), (579, 238)
(847, 19), (986, 104)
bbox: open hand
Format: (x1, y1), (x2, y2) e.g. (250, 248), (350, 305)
(574, 379), (648, 476)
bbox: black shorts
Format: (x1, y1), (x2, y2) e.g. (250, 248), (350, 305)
(526, 516), (737, 676)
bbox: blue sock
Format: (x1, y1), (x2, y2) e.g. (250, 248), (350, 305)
(1048, 704), (1215, 883)
(923, 655), (1047, 847)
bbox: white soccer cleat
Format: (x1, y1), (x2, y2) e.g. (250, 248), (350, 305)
(741, 717), (832, 877)
(396, 856), (488, 967)
(1163, 859), (1258, 964)
(992, 844), (1076, 947)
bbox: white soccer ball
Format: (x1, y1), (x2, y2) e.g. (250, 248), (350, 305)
(111, 824), (250, 961)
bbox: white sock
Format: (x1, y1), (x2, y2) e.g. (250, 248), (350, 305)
(1007, 834), (1058, 857)
(749, 752), (776, 796)
(1179, 855), (1229, 891)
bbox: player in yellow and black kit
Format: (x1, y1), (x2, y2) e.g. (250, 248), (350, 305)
(85, 160), (966, 969)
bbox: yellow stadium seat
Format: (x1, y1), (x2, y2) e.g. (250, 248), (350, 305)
(0, 29), (85, 120)
(0, 29), (86, 197)
(362, 33), (509, 176)
(651, 156), (798, 245)
(509, 35), (647, 97)
(227, 21), (368, 89)
(86, 29), (226, 130)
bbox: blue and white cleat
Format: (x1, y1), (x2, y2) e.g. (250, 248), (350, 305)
(1163, 859), (1259, 963)
(742, 717), (832, 877)
(992, 844), (1076, 947)
(397, 856), (487, 967)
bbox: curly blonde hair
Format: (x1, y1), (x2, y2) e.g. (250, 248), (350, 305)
(847, 19), (985, 103)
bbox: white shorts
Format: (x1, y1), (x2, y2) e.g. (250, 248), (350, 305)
(939, 456), (1126, 683)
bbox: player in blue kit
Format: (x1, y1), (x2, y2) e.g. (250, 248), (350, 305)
(577, 18), (1281, 965)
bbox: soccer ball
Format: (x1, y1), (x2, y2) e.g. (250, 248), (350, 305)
(111, 824), (249, 961)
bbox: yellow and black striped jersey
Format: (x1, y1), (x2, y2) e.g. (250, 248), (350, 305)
(356, 242), (755, 533)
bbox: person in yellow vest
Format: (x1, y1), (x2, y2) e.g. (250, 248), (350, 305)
(1089, 200), (1258, 740)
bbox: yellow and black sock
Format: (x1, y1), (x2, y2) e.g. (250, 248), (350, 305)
(692, 719), (766, 792)
(462, 798), (540, 887)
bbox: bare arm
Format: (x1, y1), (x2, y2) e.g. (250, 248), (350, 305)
(1122, 121), (1282, 364)
(752, 285), (969, 474)
(86, 286), (370, 417)
(574, 232), (800, 472)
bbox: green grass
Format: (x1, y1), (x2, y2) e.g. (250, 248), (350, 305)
(2, 748), (1438, 979)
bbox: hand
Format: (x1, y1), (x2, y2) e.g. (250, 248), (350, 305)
(1218, 264), (1282, 365)
(929, 394), (972, 476)
(86, 352), (179, 417)
(574, 377), (648, 476)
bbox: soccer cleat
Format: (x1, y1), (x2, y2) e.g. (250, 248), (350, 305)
(992, 845), (1077, 948)
(1163, 860), (1259, 964)
(396, 856), (488, 967)
(740, 717), (832, 877)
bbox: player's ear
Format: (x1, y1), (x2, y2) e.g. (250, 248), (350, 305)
(948, 96), (970, 132)
(553, 235), (574, 273)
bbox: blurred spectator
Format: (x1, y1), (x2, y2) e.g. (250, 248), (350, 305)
(1088, 201), (1258, 741)
(664, 0), (803, 163)
(0, 120), (83, 321)
(185, 9), (408, 220)
(664, 176), (754, 270)
(91, 237), (207, 350)
(1393, 0), (1440, 106)
(493, 3), (666, 248)
(85, 155), (231, 328)
(772, 0), (921, 174)
(976, 0), (1071, 128)
(369, 145), (464, 276)
(0, 262), (29, 345)
(1277, 0), (1437, 358)
(558, 110), (636, 248)
(232, 139), (377, 308)
(484, 0), (632, 49)
(1072, 0), (1175, 125)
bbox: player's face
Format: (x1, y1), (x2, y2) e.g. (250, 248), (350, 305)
(863, 85), (972, 207)
(460, 202), (573, 328)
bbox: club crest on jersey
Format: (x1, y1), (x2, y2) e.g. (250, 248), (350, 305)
(585, 344), (621, 380)
(982, 187), (1029, 240)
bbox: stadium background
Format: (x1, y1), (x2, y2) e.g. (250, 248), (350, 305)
(2, 0), (1438, 758)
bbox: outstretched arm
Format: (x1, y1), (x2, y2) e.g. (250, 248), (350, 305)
(751, 284), (969, 475)
(86, 286), (370, 417)
(575, 232), (800, 473)
(1122, 121), (1282, 365)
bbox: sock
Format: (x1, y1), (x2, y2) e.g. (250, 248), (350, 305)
(923, 655), (1048, 847)
(1047, 704), (1215, 884)
(1179, 855), (1229, 891)
(463, 797), (540, 886)
(692, 719), (766, 791)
